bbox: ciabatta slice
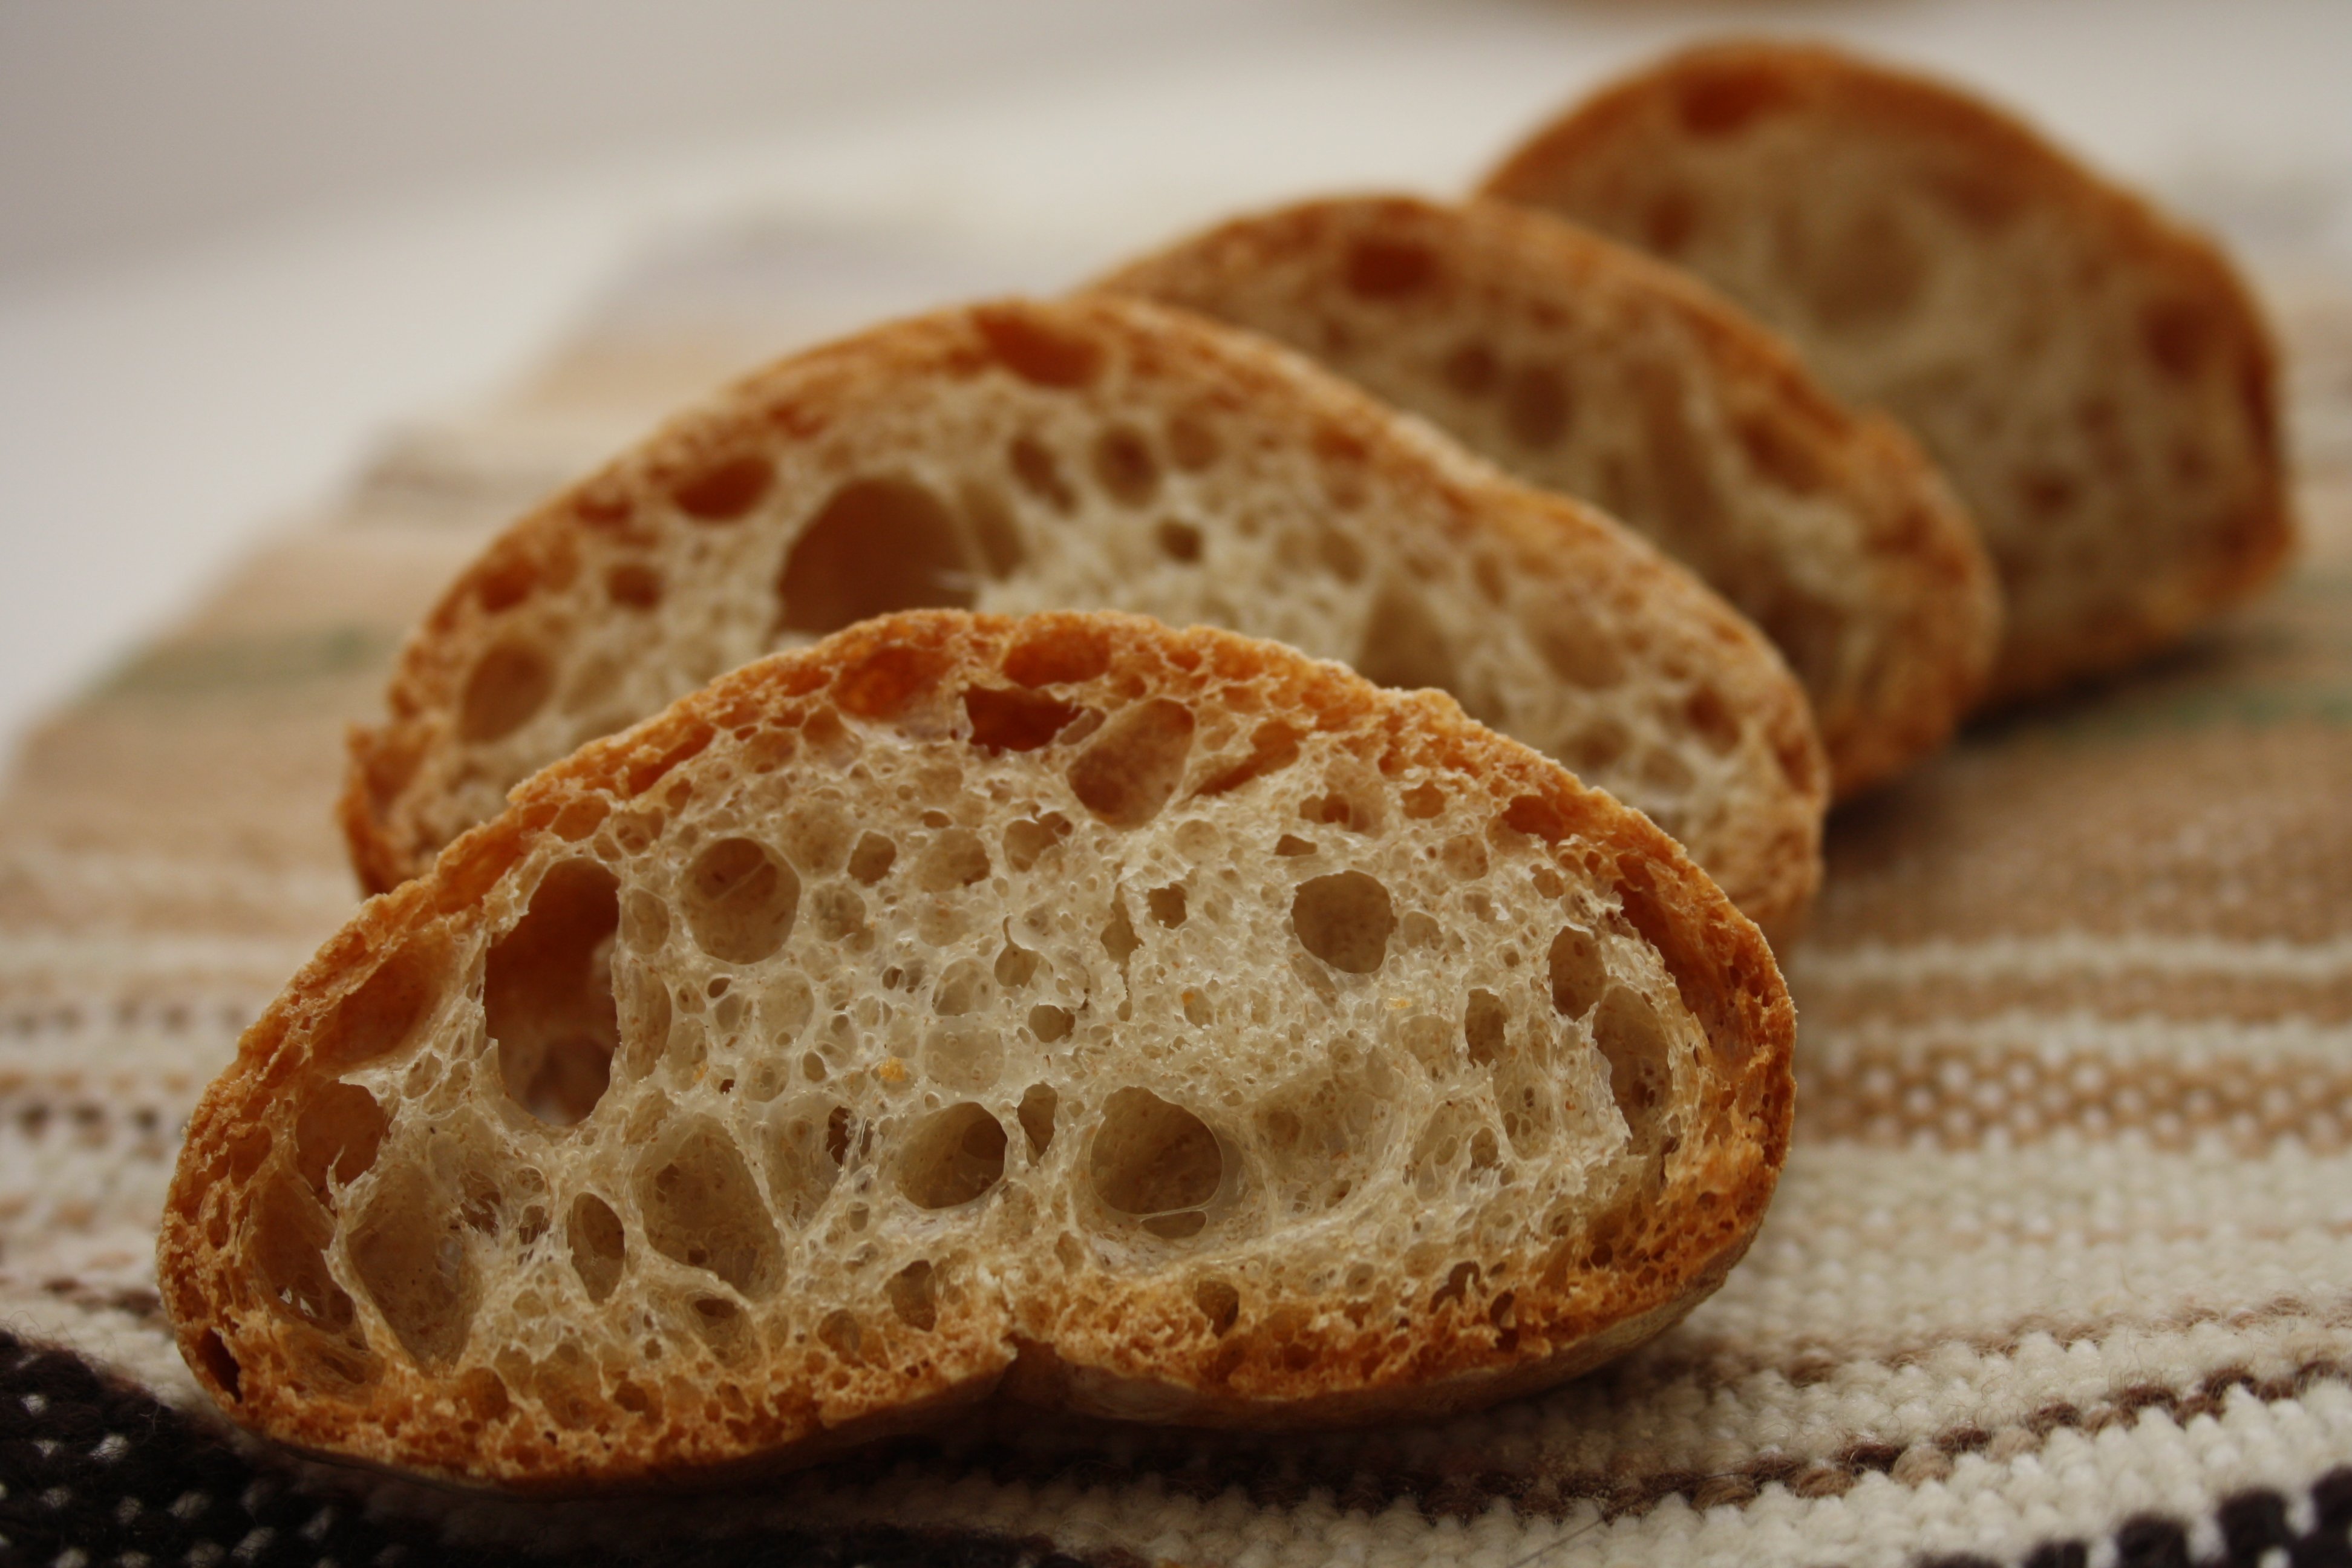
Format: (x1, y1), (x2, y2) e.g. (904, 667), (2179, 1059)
(165, 611), (1795, 1490)
(1096, 194), (1998, 798)
(342, 296), (1824, 936)
(1481, 41), (2292, 704)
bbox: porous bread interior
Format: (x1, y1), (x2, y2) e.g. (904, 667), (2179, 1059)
(1481, 43), (2288, 701)
(350, 297), (1823, 934)
(1096, 195), (1998, 797)
(186, 615), (1775, 1485)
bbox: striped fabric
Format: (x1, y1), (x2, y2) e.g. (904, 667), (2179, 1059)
(2, 224), (2349, 1568)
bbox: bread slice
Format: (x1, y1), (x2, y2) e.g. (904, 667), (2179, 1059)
(341, 296), (1826, 939)
(1481, 41), (2293, 704)
(165, 610), (1796, 1489)
(1094, 194), (1999, 799)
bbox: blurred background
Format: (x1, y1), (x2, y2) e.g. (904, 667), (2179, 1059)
(4, 0), (2350, 757)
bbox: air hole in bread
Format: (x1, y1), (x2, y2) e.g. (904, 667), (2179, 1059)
(636, 1119), (783, 1296)
(1316, 527), (1368, 582)
(1439, 833), (1488, 881)
(1345, 237), (1437, 298)
(1464, 990), (1508, 1067)
(914, 828), (991, 892)
(1256, 1070), (1391, 1214)
(898, 1103), (1009, 1209)
(1564, 717), (1633, 776)
(1164, 410), (1221, 471)
(1002, 815), (1069, 873)
(923, 1022), (1004, 1092)
(1593, 988), (1670, 1142)
(1735, 411), (1826, 495)
(1636, 745), (1696, 796)
(195, 1330), (243, 1401)
(1195, 720), (1301, 798)
(1443, 341), (1500, 397)
(1193, 1278), (1241, 1336)
(250, 1172), (356, 1333)
(1155, 520), (1204, 563)
(1028, 1004), (1074, 1043)
(1503, 364), (1572, 448)
(1275, 834), (1316, 858)
(1549, 927), (1608, 1021)
(1018, 1083), (1059, 1156)
(1292, 871), (1396, 974)
(688, 1295), (754, 1364)
(1004, 622), (1109, 687)
(293, 1082), (388, 1198)
(959, 482), (1027, 577)
(974, 304), (1105, 389)
(777, 802), (853, 878)
(1069, 699), (1195, 828)
(1008, 436), (1077, 513)
(843, 833), (896, 886)
(817, 1309), (863, 1364)
(1093, 425), (1161, 506)
(1430, 1259), (1480, 1314)
(1089, 1088), (1222, 1231)
(775, 479), (975, 636)
(1536, 618), (1628, 691)
(889, 1259), (938, 1330)
(567, 1194), (627, 1304)
(1147, 884), (1187, 928)
(964, 686), (1081, 753)
(349, 1163), (474, 1365)
(459, 641), (554, 743)
(1795, 208), (1927, 333)
(605, 562), (663, 610)
(1682, 687), (1740, 757)
(683, 838), (800, 964)
(1635, 369), (1727, 544)
(487, 860), (620, 1128)
(670, 453), (775, 523)
(994, 941), (1039, 989)
(1354, 583), (1460, 696)
(760, 1101), (844, 1227)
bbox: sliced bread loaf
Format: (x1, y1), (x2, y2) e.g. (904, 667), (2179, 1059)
(1095, 194), (1999, 798)
(163, 611), (1795, 1489)
(1481, 41), (2293, 704)
(344, 296), (1824, 936)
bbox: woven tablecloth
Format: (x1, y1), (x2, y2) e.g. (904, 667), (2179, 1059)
(4, 218), (2352, 1568)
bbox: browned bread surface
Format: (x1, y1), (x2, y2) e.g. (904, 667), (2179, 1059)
(1096, 194), (1999, 798)
(342, 295), (1825, 937)
(164, 611), (1796, 1490)
(1481, 40), (2293, 704)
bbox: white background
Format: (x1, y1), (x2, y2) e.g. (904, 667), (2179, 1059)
(4, 0), (2350, 756)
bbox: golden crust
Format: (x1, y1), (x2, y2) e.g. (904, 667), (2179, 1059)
(1481, 39), (2294, 705)
(169, 610), (1795, 1491)
(339, 295), (1825, 939)
(1093, 193), (2001, 797)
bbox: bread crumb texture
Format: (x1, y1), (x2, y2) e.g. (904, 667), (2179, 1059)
(167, 612), (1792, 1489)
(1096, 194), (1999, 798)
(1481, 40), (2292, 703)
(342, 295), (1824, 936)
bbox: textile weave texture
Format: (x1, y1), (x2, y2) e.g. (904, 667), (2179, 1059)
(3, 227), (2351, 1567)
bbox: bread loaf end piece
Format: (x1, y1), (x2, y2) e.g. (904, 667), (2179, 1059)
(340, 295), (1825, 938)
(172, 610), (1795, 1489)
(1096, 194), (1999, 797)
(1483, 41), (2292, 703)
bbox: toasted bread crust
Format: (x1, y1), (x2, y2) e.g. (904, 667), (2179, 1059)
(1095, 194), (1999, 798)
(1483, 41), (2294, 704)
(341, 296), (1824, 937)
(171, 611), (1794, 1491)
